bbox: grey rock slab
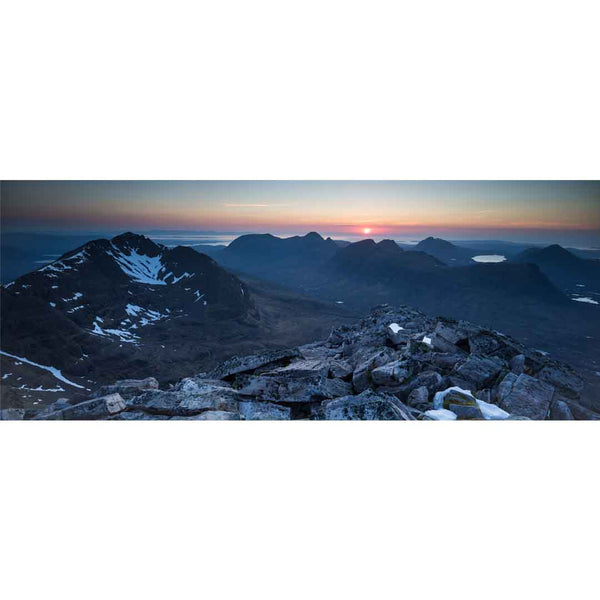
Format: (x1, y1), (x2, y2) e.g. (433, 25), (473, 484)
(371, 360), (410, 386)
(210, 348), (300, 379)
(323, 390), (415, 421)
(92, 377), (159, 399)
(499, 374), (554, 420)
(39, 393), (126, 420)
(239, 401), (291, 420)
(455, 355), (504, 388)
(536, 364), (584, 400)
(548, 398), (574, 421)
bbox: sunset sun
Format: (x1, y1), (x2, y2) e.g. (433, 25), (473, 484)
(363, 228), (371, 235)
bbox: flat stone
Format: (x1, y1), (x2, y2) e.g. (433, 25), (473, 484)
(39, 393), (126, 420)
(239, 401), (291, 420)
(371, 360), (410, 386)
(323, 390), (414, 420)
(499, 374), (554, 420)
(549, 398), (574, 420)
(455, 355), (504, 387)
(92, 377), (159, 399)
(448, 403), (483, 419)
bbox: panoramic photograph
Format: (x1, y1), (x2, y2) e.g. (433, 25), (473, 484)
(1, 180), (599, 420)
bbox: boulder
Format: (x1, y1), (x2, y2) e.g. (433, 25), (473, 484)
(455, 355), (504, 388)
(499, 374), (554, 420)
(406, 386), (430, 410)
(371, 360), (410, 386)
(509, 354), (525, 375)
(352, 349), (395, 393)
(536, 364), (584, 400)
(433, 386), (477, 410)
(448, 404), (483, 419)
(40, 393), (126, 420)
(0, 408), (25, 420)
(423, 408), (457, 421)
(328, 359), (353, 379)
(323, 390), (414, 420)
(549, 399), (574, 421)
(496, 372), (518, 402)
(239, 401), (291, 420)
(92, 377), (159, 399)
(210, 348), (300, 379)
(264, 358), (330, 379)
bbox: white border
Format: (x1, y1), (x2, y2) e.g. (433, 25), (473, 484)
(1, 2), (599, 599)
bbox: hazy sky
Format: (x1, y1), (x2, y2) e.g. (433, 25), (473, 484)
(2, 181), (599, 243)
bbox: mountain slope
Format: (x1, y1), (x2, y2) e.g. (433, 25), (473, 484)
(512, 244), (600, 295)
(414, 236), (476, 265)
(1, 233), (355, 407)
(9, 305), (596, 420)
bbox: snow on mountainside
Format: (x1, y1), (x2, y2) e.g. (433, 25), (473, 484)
(0, 233), (255, 404)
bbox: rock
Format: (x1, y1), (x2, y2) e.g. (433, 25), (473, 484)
(195, 411), (240, 420)
(536, 364), (584, 400)
(277, 377), (353, 403)
(499, 374), (554, 420)
(239, 401), (291, 420)
(352, 349), (395, 393)
(210, 348), (300, 379)
(130, 383), (239, 416)
(509, 354), (525, 375)
(264, 358), (330, 379)
(110, 411), (171, 420)
(448, 404), (483, 419)
(455, 355), (504, 387)
(40, 393), (126, 420)
(329, 359), (353, 379)
(171, 411), (241, 420)
(476, 399), (510, 420)
(92, 377), (159, 399)
(423, 408), (457, 420)
(406, 386), (429, 410)
(371, 360), (410, 386)
(405, 370), (443, 394)
(433, 386), (477, 410)
(237, 376), (280, 401)
(323, 390), (414, 420)
(468, 333), (500, 355)
(496, 372), (518, 402)
(567, 401), (600, 420)
(549, 399), (574, 420)
(0, 408), (26, 420)
(434, 320), (469, 346)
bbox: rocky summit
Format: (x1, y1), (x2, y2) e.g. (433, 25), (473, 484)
(6, 304), (597, 421)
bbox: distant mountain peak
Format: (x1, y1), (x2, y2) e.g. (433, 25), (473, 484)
(377, 239), (402, 251)
(304, 231), (324, 241)
(417, 236), (456, 249)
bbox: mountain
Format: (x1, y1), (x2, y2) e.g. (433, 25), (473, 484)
(414, 237), (476, 265)
(6, 305), (597, 420)
(329, 239), (443, 278)
(216, 231), (340, 287)
(512, 244), (600, 295)
(0, 233), (354, 407)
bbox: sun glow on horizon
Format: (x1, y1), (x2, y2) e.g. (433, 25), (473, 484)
(363, 228), (372, 235)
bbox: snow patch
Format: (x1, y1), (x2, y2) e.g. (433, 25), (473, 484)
(424, 409), (457, 421)
(476, 399), (510, 420)
(389, 323), (404, 334)
(49, 302), (56, 308)
(0, 350), (85, 388)
(108, 245), (168, 285)
(573, 297), (598, 305)
(422, 335), (433, 346)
